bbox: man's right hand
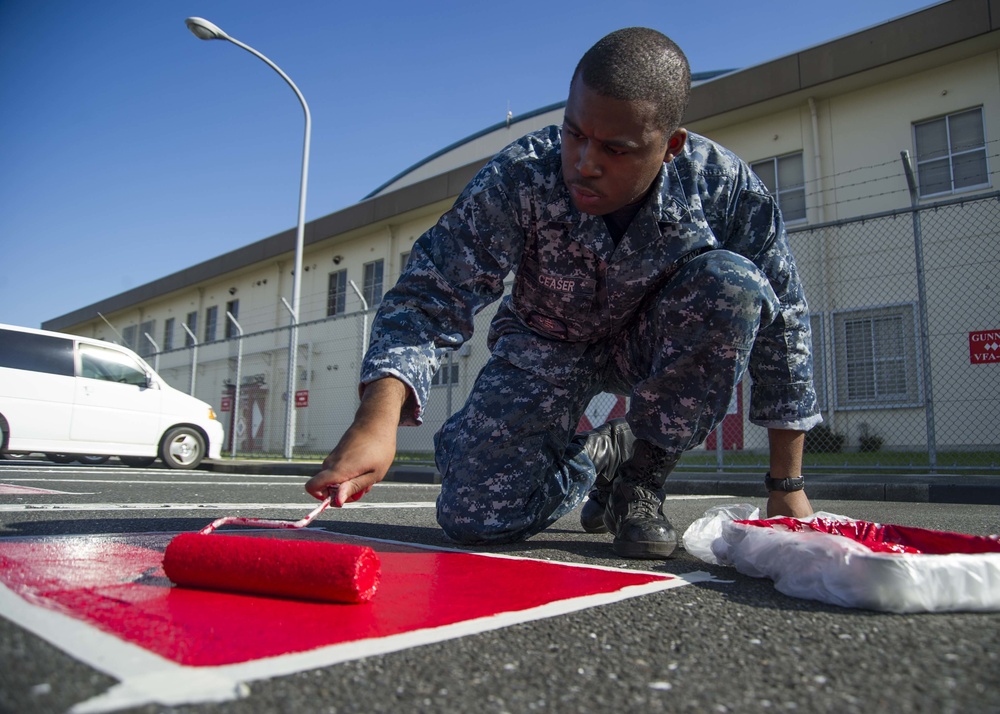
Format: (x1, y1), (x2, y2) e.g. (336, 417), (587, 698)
(304, 377), (407, 506)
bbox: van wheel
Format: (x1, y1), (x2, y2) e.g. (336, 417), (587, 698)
(161, 427), (205, 470)
(45, 453), (75, 464)
(77, 455), (111, 465)
(120, 456), (157, 468)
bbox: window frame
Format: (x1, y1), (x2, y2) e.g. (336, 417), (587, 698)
(831, 303), (923, 410)
(363, 259), (384, 308)
(914, 106), (989, 198)
(204, 305), (218, 343)
(138, 319), (155, 357)
(224, 300), (240, 338)
(327, 269), (347, 317)
(750, 152), (807, 223)
(185, 311), (198, 347)
(163, 317), (175, 352)
(431, 352), (460, 387)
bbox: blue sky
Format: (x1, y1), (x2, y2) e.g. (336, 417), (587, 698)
(0, 0), (938, 329)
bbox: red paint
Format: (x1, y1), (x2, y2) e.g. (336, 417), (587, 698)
(163, 533), (380, 603)
(738, 517), (1000, 555)
(0, 531), (670, 667)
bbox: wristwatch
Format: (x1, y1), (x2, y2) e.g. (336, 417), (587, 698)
(764, 472), (805, 492)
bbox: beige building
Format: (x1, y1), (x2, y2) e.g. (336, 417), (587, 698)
(45, 0), (1000, 463)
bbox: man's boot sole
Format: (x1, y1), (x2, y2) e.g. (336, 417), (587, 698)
(612, 537), (677, 559)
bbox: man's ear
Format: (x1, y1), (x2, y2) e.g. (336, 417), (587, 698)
(663, 128), (688, 163)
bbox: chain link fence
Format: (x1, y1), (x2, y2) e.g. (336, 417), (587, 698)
(155, 194), (1000, 474)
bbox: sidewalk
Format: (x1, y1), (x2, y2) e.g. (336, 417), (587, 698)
(207, 460), (1000, 505)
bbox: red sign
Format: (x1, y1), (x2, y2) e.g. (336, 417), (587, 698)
(220, 396), (232, 412)
(969, 330), (1000, 364)
(294, 390), (309, 407)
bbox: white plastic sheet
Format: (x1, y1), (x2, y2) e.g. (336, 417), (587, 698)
(682, 506), (1000, 613)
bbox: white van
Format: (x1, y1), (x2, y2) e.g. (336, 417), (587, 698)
(0, 323), (224, 469)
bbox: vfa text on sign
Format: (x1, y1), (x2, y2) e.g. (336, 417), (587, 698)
(969, 330), (1000, 364)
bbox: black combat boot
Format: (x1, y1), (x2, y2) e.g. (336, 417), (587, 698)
(602, 439), (679, 559)
(573, 418), (637, 533)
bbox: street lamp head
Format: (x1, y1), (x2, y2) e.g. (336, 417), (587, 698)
(185, 17), (229, 41)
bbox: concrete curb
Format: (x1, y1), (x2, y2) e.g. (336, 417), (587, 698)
(205, 460), (1000, 505)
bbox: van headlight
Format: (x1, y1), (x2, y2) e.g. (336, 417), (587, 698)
(208, 408), (218, 421)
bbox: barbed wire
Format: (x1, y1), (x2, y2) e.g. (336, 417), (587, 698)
(787, 140), (999, 214)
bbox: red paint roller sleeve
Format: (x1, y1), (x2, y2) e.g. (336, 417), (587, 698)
(163, 533), (381, 603)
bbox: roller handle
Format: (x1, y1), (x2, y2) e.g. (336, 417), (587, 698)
(199, 496), (332, 534)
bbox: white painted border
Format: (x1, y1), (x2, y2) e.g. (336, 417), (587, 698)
(0, 494), (730, 514)
(0, 530), (715, 713)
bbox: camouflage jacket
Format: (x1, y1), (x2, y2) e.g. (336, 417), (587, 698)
(362, 126), (820, 430)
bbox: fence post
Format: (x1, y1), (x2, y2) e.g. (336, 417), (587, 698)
(349, 281), (370, 407)
(900, 151), (938, 472)
(226, 312), (244, 460)
(279, 298), (298, 461)
(181, 323), (199, 396)
(143, 333), (161, 372)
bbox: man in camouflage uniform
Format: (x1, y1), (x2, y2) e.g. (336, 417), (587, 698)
(307, 28), (821, 559)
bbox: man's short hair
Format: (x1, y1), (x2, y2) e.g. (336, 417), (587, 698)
(573, 27), (691, 134)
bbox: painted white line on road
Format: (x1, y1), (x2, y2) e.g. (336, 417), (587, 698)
(0, 495), (729, 513)
(0, 501), (438, 513)
(0, 580), (247, 714)
(0, 479), (307, 486)
(0, 483), (93, 495)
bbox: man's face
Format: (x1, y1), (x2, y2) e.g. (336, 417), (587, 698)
(561, 76), (674, 215)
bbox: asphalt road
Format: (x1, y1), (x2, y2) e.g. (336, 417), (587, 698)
(0, 460), (998, 714)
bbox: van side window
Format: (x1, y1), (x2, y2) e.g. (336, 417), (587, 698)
(79, 344), (148, 386)
(0, 329), (74, 376)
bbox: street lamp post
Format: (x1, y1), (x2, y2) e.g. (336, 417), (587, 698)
(185, 17), (311, 461)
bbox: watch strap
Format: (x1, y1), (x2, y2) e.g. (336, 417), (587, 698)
(764, 472), (805, 492)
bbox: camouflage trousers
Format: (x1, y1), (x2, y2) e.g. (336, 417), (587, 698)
(434, 250), (780, 544)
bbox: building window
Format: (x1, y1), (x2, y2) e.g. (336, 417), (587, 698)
(164, 318), (175, 351)
(833, 305), (920, 408)
(122, 325), (137, 351)
(914, 107), (989, 197)
(138, 319), (155, 357)
(327, 270), (347, 316)
(431, 355), (460, 387)
(204, 306), (218, 343)
(363, 259), (384, 307)
(225, 300), (239, 338)
(185, 311), (198, 347)
(751, 153), (806, 222)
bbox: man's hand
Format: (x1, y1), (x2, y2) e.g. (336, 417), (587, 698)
(305, 377), (407, 507)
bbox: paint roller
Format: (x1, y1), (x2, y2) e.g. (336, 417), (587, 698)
(162, 496), (381, 603)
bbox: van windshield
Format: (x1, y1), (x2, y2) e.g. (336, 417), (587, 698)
(79, 344), (148, 387)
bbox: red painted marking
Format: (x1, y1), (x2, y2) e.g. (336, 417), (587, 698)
(0, 483), (74, 495)
(0, 531), (670, 667)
